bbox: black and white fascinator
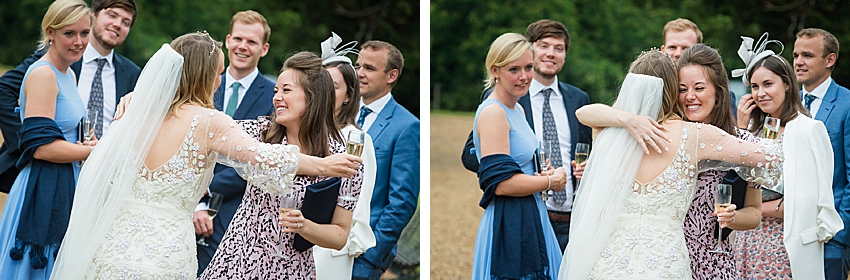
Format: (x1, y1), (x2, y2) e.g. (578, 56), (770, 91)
(321, 32), (359, 69)
(731, 32), (785, 85)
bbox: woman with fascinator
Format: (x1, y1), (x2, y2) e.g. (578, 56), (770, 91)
(559, 50), (784, 280)
(312, 32), (378, 280)
(733, 33), (842, 280)
(471, 33), (568, 280)
(573, 44), (765, 279)
(201, 49), (364, 280)
(50, 32), (361, 279)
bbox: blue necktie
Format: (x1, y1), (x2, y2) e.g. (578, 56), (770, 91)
(803, 93), (816, 112)
(541, 88), (567, 204)
(357, 106), (372, 128)
(225, 82), (241, 117)
(87, 58), (107, 138)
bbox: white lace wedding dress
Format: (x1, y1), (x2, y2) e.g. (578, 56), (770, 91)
(79, 108), (299, 279)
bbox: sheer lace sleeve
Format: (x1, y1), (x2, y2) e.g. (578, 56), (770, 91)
(689, 122), (783, 188)
(196, 109), (297, 195)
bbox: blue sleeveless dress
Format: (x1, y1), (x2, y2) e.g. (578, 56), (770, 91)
(0, 60), (84, 278)
(470, 99), (562, 279)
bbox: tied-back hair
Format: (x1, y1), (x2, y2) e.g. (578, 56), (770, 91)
(38, 0), (92, 51)
(483, 33), (533, 91)
(746, 55), (809, 134)
(678, 44), (737, 135)
(264, 52), (341, 157)
(325, 61), (360, 129)
(627, 50), (681, 122)
(169, 31), (223, 117)
(92, 0), (137, 26)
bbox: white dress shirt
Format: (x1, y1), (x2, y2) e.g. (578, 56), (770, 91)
(802, 76), (832, 117)
(223, 67), (260, 111)
(359, 92), (393, 131)
(78, 44), (116, 132)
(529, 77), (575, 212)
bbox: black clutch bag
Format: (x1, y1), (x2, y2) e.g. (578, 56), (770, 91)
(293, 177), (341, 252)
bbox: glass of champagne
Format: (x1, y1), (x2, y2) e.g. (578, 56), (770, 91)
(762, 116), (781, 140)
(84, 109), (100, 142)
(709, 183), (733, 254)
(538, 140), (552, 201)
(340, 129), (364, 201)
(271, 189), (298, 258)
(196, 191), (224, 246)
(574, 142), (590, 184)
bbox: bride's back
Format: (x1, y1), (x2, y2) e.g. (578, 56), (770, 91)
(143, 105), (203, 169)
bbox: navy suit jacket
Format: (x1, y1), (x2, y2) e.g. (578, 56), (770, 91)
(196, 73), (275, 274)
(806, 80), (850, 246)
(461, 81), (592, 190)
(355, 96), (420, 272)
(0, 49), (139, 192)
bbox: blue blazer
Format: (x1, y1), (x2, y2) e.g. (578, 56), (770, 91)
(461, 81), (592, 189)
(0, 49), (140, 192)
(356, 96), (420, 272)
(807, 80), (850, 246)
(196, 73), (275, 274)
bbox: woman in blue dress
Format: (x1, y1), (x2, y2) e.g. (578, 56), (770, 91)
(471, 32), (567, 279)
(0, 0), (95, 278)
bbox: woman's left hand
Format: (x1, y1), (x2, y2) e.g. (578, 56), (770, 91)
(279, 209), (310, 233)
(714, 203), (737, 228)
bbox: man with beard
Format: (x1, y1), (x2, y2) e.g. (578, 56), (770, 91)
(0, 0), (140, 193)
(460, 19), (592, 251)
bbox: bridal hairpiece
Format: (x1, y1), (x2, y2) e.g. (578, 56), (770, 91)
(731, 32), (785, 85)
(321, 32), (359, 70)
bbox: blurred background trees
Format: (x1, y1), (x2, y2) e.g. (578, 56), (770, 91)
(431, 0), (850, 111)
(0, 0), (420, 117)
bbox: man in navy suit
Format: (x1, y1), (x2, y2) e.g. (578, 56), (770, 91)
(793, 28), (850, 280)
(192, 10), (275, 276)
(351, 40), (420, 280)
(0, 0), (139, 193)
(461, 20), (592, 252)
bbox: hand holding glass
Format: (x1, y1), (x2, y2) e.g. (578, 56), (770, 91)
(709, 183), (732, 254)
(340, 129), (364, 201)
(196, 191), (224, 247)
(271, 189), (298, 258)
(538, 140), (552, 201)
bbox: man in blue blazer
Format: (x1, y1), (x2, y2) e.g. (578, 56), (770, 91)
(0, 0), (139, 193)
(461, 20), (592, 252)
(193, 10), (275, 276)
(352, 41), (420, 280)
(794, 28), (850, 280)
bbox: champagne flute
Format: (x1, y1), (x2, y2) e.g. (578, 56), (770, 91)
(574, 142), (590, 185)
(538, 140), (552, 201)
(84, 109), (100, 142)
(709, 183), (733, 254)
(271, 189), (298, 258)
(196, 191), (224, 247)
(762, 116), (781, 140)
(340, 129), (364, 201)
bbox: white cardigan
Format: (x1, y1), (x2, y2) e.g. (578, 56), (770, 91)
(783, 115), (844, 280)
(313, 124), (378, 279)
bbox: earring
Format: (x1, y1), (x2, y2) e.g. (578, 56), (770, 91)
(343, 101), (349, 105)
(495, 78), (499, 83)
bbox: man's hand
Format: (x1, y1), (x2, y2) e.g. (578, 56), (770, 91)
(193, 210), (214, 237)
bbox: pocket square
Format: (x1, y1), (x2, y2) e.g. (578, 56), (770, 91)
(293, 177), (342, 252)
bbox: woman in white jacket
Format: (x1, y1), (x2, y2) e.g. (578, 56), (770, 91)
(734, 37), (843, 279)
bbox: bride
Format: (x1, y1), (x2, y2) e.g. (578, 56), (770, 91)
(50, 32), (360, 278)
(559, 50), (782, 279)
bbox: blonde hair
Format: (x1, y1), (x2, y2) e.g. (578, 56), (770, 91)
(230, 10), (271, 44)
(628, 50), (681, 122)
(39, 0), (92, 51)
(662, 18), (703, 44)
(484, 33), (532, 90)
(168, 32), (223, 117)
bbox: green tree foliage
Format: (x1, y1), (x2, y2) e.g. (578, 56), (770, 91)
(0, 0), (420, 116)
(431, 0), (850, 111)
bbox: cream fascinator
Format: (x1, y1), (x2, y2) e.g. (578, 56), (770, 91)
(320, 32), (359, 69)
(731, 32), (785, 85)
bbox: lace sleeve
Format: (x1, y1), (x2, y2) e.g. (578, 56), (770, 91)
(198, 109), (298, 195)
(692, 122), (783, 188)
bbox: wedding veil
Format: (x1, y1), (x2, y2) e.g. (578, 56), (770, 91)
(559, 73), (664, 279)
(51, 44), (184, 278)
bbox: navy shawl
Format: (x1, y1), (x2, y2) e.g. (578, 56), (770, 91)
(478, 154), (550, 280)
(10, 117), (75, 269)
